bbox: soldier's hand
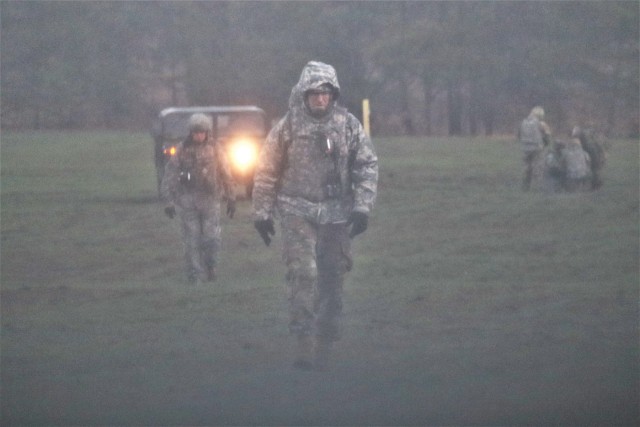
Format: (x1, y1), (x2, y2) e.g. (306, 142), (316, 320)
(346, 211), (368, 238)
(254, 218), (275, 246)
(164, 205), (176, 219)
(226, 200), (236, 219)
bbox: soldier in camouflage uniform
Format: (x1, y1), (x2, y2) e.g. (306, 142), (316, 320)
(543, 139), (566, 193)
(162, 113), (236, 284)
(518, 106), (552, 191)
(559, 137), (592, 192)
(572, 126), (606, 190)
(252, 61), (378, 370)
(543, 135), (592, 193)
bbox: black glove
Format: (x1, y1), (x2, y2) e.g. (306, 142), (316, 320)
(226, 200), (236, 218)
(254, 218), (275, 246)
(346, 211), (368, 238)
(164, 205), (176, 219)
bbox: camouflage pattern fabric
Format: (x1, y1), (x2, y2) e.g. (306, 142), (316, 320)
(543, 144), (565, 193)
(519, 116), (551, 153)
(518, 113), (552, 190)
(161, 136), (235, 282)
(574, 128), (606, 189)
(543, 139), (592, 193)
(252, 61), (378, 340)
(522, 149), (546, 191)
(253, 61), (378, 224)
(561, 138), (591, 192)
(281, 214), (352, 340)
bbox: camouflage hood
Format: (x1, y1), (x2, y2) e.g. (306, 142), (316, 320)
(288, 61), (341, 113)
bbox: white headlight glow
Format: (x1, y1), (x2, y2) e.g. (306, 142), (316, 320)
(230, 139), (257, 171)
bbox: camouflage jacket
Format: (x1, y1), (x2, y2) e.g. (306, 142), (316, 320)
(252, 61), (378, 224)
(161, 137), (235, 209)
(561, 139), (591, 180)
(519, 116), (551, 152)
(577, 131), (606, 171)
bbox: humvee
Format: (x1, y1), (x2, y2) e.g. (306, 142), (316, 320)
(151, 106), (268, 198)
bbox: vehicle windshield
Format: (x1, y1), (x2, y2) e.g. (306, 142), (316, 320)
(217, 112), (265, 138)
(161, 111), (266, 141)
(161, 114), (192, 140)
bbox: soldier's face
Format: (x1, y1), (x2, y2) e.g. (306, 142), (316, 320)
(192, 131), (206, 143)
(306, 90), (332, 116)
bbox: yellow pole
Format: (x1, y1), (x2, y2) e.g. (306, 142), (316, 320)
(362, 98), (371, 137)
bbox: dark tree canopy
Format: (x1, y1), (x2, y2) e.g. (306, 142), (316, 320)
(1, 1), (638, 137)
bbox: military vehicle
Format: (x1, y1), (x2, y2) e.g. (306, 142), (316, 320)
(151, 106), (268, 198)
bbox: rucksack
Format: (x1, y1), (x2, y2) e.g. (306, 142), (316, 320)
(520, 117), (543, 146)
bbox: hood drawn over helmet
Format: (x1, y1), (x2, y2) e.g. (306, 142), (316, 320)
(289, 61), (341, 111)
(188, 113), (213, 133)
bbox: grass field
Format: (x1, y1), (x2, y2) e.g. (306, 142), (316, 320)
(1, 131), (638, 426)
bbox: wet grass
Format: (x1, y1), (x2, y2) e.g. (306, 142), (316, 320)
(1, 131), (638, 425)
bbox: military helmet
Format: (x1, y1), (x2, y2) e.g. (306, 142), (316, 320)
(188, 113), (213, 133)
(571, 126), (582, 138)
(530, 106), (545, 120)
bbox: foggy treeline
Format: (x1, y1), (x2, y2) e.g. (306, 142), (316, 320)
(1, 1), (638, 137)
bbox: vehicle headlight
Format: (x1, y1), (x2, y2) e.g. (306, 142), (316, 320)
(163, 145), (177, 157)
(230, 139), (257, 171)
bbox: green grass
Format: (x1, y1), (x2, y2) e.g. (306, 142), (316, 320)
(1, 131), (638, 425)
(353, 136), (637, 308)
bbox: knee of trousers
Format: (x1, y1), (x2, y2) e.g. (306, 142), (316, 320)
(286, 260), (317, 317)
(286, 257), (317, 284)
(201, 238), (219, 253)
(286, 260), (317, 295)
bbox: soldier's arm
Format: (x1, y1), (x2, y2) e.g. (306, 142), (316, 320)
(252, 118), (287, 220)
(540, 121), (552, 146)
(347, 114), (378, 215)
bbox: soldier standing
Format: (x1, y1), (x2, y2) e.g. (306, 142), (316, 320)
(572, 126), (606, 190)
(162, 113), (236, 284)
(252, 61), (378, 370)
(559, 137), (592, 192)
(518, 106), (552, 191)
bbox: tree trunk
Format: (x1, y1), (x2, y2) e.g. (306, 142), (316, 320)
(423, 84), (432, 136)
(448, 82), (463, 136)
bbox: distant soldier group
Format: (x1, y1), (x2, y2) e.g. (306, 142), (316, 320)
(518, 106), (606, 193)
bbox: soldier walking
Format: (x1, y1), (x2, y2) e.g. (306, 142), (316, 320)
(162, 113), (236, 284)
(252, 61), (378, 370)
(518, 106), (552, 191)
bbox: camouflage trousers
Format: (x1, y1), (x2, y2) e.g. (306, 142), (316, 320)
(179, 203), (221, 282)
(522, 148), (544, 191)
(280, 214), (353, 341)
